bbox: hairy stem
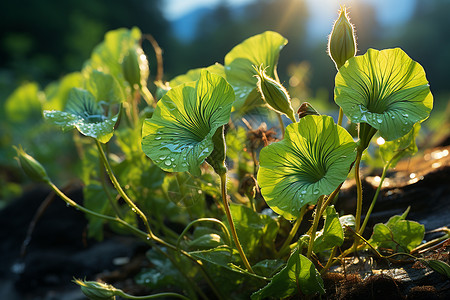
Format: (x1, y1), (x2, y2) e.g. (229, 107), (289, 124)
(277, 113), (285, 138)
(352, 151), (363, 252)
(220, 173), (255, 273)
(96, 140), (153, 237)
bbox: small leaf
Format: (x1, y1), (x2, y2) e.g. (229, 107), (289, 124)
(84, 70), (125, 104)
(423, 260), (450, 278)
(251, 248), (325, 299)
(370, 208), (424, 252)
(189, 246), (247, 275)
(142, 70), (234, 176)
(44, 88), (118, 143)
(313, 205), (344, 253)
(228, 203), (279, 259)
(257, 115), (356, 220)
(335, 48), (433, 141)
(224, 31), (287, 115)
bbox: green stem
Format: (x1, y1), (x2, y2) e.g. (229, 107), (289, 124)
(352, 150), (363, 252)
(96, 140), (153, 237)
(99, 158), (123, 218)
(307, 196), (324, 259)
(177, 218), (232, 249)
(48, 181), (224, 300)
(116, 290), (190, 300)
(219, 173), (254, 273)
(337, 107), (344, 126)
(278, 206), (307, 257)
(318, 183), (343, 217)
(320, 246), (338, 275)
(277, 113), (285, 138)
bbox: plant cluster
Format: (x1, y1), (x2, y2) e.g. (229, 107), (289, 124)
(12, 7), (449, 299)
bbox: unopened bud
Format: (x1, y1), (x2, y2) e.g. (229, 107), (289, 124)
(297, 102), (319, 119)
(254, 65), (296, 123)
(122, 46), (149, 90)
(328, 6), (357, 69)
(73, 278), (117, 300)
(14, 146), (50, 183)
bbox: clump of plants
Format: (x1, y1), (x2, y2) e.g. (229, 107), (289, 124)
(13, 6), (449, 299)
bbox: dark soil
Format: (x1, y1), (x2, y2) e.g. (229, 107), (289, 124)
(0, 146), (449, 299)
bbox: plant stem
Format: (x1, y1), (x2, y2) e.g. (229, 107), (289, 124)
(96, 140), (153, 237)
(320, 246), (338, 275)
(277, 113), (285, 138)
(219, 173), (254, 273)
(48, 181), (224, 300)
(307, 196), (324, 259)
(177, 218), (232, 249)
(116, 290), (190, 300)
(278, 206), (307, 257)
(352, 150), (363, 252)
(337, 107), (344, 126)
(99, 158), (123, 218)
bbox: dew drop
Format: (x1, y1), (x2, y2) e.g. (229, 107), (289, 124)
(301, 190), (307, 194)
(182, 162), (187, 167)
(155, 136), (162, 140)
(402, 113), (409, 118)
(170, 158), (175, 162)
(159, 156), (166, 160)
(164, 159), (172, 166)
(313, 190), (319, 195)
(391, 116), (395, 119)
(377, 118), (382, 124)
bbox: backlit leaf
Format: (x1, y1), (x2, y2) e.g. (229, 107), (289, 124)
(258, 115), (356, 220)
(44, 88), (118, 143)
(335, 48), (433, 141)
(224, 31), (287, 115)
(251, 248), (325, 299)
(142, 70), (234, 176)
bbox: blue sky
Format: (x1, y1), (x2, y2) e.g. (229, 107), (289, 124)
(162, 0), (417, 42)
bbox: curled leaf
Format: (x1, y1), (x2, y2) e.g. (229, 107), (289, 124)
(141, 70), (234, 176)
(44, 88), (118, 143)
(335, 48), (433, 141)
(258, 115), (356, 220)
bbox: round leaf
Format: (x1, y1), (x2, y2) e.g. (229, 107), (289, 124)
(224, 31), (287, 114)
(335, 48), (433, 141)
(142, 70), (234, 176)
(258, 115), (356, 220)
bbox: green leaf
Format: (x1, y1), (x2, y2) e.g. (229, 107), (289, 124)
(257, 115), (357, 220)
(84, 27), (141, 80)
(189, 246), (247, 274)
(252, 259), (285, 278)
(229, 203), (279, 259)
(43, 88), (118, 143)
(43, 72), (83, 111)
(380, 123), (420, 167)
(224, 31), (287, 115)
(5, 82), (43, 123)
(370, 208), (425, 252)
(169, 63), (225, 88)
(251, 248), (325, 299)
(142, 70), (234, 176)
(423, 260), (450, 278)
(84, 70), (125, 103)
(313, 205), (344, 253)
(335, 48), (433, 141)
